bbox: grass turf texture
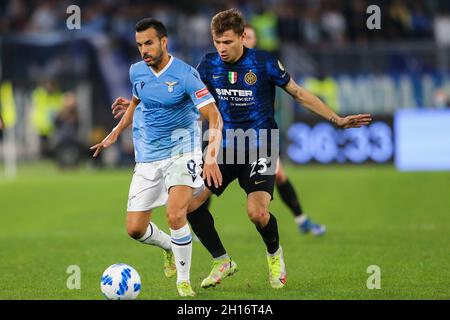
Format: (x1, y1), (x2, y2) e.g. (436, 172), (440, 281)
(0, 163), (449, 300)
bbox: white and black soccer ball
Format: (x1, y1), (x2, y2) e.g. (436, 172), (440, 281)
(100, 264), (141, 300)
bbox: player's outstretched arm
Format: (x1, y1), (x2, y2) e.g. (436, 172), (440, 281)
(199, 102), (223, 188)
(90, 96), (139, 157)
(111, 97), (131, 119)
(283, 79), (372, 128)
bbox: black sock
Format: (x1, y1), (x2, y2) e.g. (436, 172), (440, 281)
(276, 179), (303, 217)
(256, 213), (280, 255)
(204, 196), (211, 210)
(187, 199), (227, 258)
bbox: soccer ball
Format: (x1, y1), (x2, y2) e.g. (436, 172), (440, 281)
(100, 264), (141, 300)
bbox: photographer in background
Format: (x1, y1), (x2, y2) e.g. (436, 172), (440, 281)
(54, 92), (82, 168)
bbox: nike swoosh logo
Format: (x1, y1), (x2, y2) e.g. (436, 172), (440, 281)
(254, 180), (266, 185)
(212, 75), (222, 79)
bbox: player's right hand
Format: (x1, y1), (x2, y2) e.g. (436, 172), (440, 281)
(336, 113), (372, 128)
(90, 129), (119, 157)
(111, 97), (131, 119)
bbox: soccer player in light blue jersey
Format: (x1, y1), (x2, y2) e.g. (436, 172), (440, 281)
(91, 18), (223, 297)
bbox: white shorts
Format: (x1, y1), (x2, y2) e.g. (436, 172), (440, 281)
(127, 151), (204, 212)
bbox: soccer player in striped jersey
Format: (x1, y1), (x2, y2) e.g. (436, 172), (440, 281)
(243, 24), (326, 236)
(188, 9), (370, 289)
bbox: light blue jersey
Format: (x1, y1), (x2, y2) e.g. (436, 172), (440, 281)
(130, 56), (215, 162)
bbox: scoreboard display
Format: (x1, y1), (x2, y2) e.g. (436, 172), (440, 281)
(286, 110), (450, 172)
(286, 117), (394, 164)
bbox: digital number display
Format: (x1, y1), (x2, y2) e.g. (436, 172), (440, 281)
(287, 121), (394, 164)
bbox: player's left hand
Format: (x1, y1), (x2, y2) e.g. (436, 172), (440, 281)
(336, 114), (372, 128)
(90, 129), (120, 157)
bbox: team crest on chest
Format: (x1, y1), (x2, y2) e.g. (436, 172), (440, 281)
(244, 70), (257, 85)
(228, 72), (238, 84)
(164, 81), (178, 92)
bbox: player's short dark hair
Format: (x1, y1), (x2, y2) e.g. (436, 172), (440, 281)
(211, 8), (245, 36)
(135, 18), (168, 39)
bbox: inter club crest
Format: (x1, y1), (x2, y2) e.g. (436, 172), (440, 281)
(244, 70), (257, 85)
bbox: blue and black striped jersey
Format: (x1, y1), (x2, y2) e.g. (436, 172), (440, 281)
(197, 47), (291, 148)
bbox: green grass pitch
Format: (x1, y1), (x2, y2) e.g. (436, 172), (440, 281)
(0, 163), (449, 299)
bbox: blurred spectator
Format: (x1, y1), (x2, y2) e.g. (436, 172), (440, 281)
(250, 6), (279, 53)
(388, 0), (411, 39)
(29, 1), (58, 33)
(302, 69), (340, 112)
(433, 88), (450, 108)
(54, 92), (83, 168)
(434, 9), (450, 47)
(277, 2), (300, 43)
(0, 81), (17, 131)
(81, 2), (109, 34)
(410, 1), (432, 38)
(0, 113), (4, 152)
(344, 0), (368, 43)
(321, 2), (346, 44)
(0, 0), (27, 33)
(31, 79), (65, 158)
(302, 4), (322, 45)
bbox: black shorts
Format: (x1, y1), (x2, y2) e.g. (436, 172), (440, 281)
(205, 147), (278, 198)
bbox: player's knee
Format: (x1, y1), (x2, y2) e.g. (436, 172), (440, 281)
(275, 171), (286, 185)
(126, 224), (146, 240)
(166, 208), (186, 229)
(275, 173), (283, 185)
(247, 206), (269, 225)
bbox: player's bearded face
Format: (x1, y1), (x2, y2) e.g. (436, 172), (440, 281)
(142, 42), (163, 67)
(213, 30), (244, 63)
(136, 29), (166, 67)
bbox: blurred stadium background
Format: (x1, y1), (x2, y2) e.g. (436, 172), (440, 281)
(0, 0), (449, 300)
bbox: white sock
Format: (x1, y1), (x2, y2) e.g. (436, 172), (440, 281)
(170, 224), (192, 283)
(295, 215), (307, 226)
(138, 222), (171, 251)
(214, 253), (230, 261)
